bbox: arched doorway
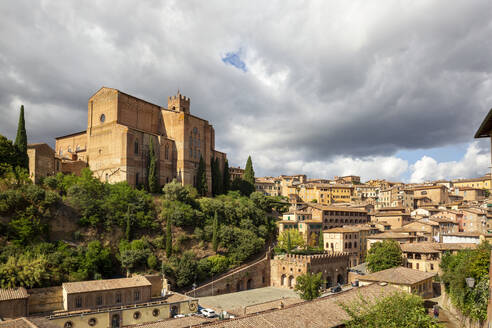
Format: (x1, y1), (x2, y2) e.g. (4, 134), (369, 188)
(226, 283), (230, 292)
(337, 274), (344, 285)
(326, 276), (332, 288)
(236, 280), (242, 291)
(281, 274), (286, 286)
(170, 305), (179, 317)
(111, 314), (120, 328)
(247, 279), (253, 290)
(288, 276), (295, 288)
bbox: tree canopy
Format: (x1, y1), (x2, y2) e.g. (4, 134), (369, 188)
(366, 240), (402, 272)
(440, 242), (490, 322)
(341, 291), (442, 328)
(294, 272), (322, 301)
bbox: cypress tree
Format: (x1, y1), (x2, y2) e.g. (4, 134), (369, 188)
(14, 105), (28, 169)
(166, 218), (172, 258)
(210, 157), (217, 196)
(287, 230), (292, 254)
(196, 155), (207, 196)
(212, 211), (219, 252)
(243, 155), (255, 186)
(223, 159), (230, 193)
(214, 157), (223, 195)
(148, 137), (159, 193)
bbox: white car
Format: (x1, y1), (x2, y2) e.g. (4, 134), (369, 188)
(173, 314), (186, 318)
(200, 308), (216, 318)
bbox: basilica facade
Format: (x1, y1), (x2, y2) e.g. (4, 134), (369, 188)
(54, 87), (226, 193)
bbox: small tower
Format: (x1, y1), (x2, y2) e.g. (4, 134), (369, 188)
(168, 90), (190, 113)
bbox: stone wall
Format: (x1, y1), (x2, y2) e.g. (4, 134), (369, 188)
(439, 286), (485, 328)
(185, 256), (271, 298)
(271, 253), (350, 289)
(27, 286), (63, 314)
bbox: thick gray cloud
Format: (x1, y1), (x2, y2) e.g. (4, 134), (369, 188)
(1, 0), (492, 179)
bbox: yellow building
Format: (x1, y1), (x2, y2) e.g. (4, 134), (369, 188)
(452, 175), (491, 190)
(295, 183), (353, 204)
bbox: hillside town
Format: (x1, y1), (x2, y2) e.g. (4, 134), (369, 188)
(0, 86), (490, 328)
(2, 2), (492, 328)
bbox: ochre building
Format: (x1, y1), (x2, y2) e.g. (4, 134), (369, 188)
(55, 87), (226, 193)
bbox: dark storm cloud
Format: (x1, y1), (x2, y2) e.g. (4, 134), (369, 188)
(1, 0), (492, 178)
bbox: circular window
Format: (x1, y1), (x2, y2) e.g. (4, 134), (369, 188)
(64, 322), (73, 328)
(133, 311), (141, 320)
(100, 114), (106, 123)
(152, 309), (160, 317)
(88, 318), (97, 326)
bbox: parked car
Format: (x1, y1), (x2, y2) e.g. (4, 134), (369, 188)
(200, 308), (217, 318)
(330, 285), (342, 293)
(173, 314), (186, 318)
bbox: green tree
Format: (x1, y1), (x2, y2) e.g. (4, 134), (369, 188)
(166, 218), (172, 258)
(211, 157), (217, 196)
(440, 242), (491, 321)
(341, 291), (442, 328)
(0, 134), (23, 176)
(366, 240), (402, 272)
(243, 156), (255, 185)
(176, 251), (197, 287)
(196, 155), (207, 196)
(14, 105), (28, 170)
(294, 272), (323, 301)
(214, 157), (223, 195)
(318, 232), (324, 249)
(223, 159), (230, 193)
(147, 137), (159, 193)
(207, 255), (228, 275)
(278, 230), (305, 252)
(212, 211), (219, 252)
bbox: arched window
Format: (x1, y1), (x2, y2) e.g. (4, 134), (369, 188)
(68, 146), (72, 153)
(165, 144), (169, 160)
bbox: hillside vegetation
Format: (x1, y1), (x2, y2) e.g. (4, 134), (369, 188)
(0, 166), (287, 290)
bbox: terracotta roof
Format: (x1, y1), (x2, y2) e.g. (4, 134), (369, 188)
(308, 204), (367, 213)
(62, 276), (151, 294)
(374, 212), (410, 217)
(184, 284), (398, 328)
(433, 243), (477, 251)
(442, 232), (482, 237)
(429, 217), (456, 224)
(323, 227), (361, 233)
(369, 232), (414, 239)
(0, 287), (29, 301)
(359, 267), (436, 285)
(400, 243), (440, 253)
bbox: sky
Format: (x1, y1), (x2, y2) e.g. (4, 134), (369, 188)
(1, 0), (492, 183)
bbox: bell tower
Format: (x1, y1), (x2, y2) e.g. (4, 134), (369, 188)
(168, 90), (190, 114)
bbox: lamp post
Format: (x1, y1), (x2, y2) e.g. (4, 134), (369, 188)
(465, 277), (475, 288)
(192, 282), (197, 298)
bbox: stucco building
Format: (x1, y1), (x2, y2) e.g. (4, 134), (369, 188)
(358, 267), (435, 299)
(270, 253), (350, 289)
(53, 87), (226, 193)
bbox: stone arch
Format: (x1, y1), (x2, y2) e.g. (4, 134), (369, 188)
(111, 314), (120, 328)
(226, 283), (230, 292)
(247, 278), (253, 290)
(325, 275), (333, 288)
(281, 274), (286, 286)
(337, 274), (344, 285)
(236, 280), (242, 291)
(288, 275), (295, 288)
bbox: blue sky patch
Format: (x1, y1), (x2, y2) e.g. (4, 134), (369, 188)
(222, 51), (247, 72)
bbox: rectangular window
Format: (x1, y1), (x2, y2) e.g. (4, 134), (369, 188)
(116, 293), (121, 304)
(134, 141), (139, 155)
(75, 296), (82, 308)
(96, 295), (103, 306)
(134, 290), (140, 301)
